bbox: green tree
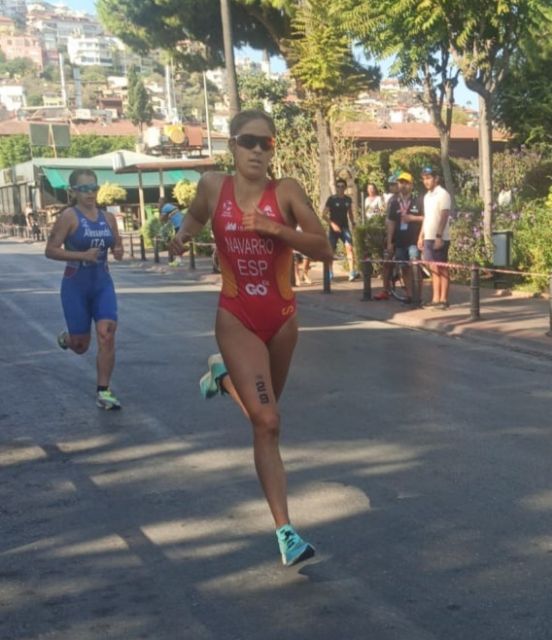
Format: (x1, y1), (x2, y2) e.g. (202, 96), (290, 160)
(0, 135), (32, 168)
(287, 0), (379, 207)
(0, 57), (37, 78)
(97, 0), (282, 69)
(127, 67), (154, 132)
(238, 69), (288, 110)
(438, 0), (552, 241)
(346, 0), (459, 204)
(64, 135), (135, 158)
(494, 39), (552, 145)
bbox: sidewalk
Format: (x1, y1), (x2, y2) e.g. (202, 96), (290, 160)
(144, 255), (552, 359)
(293, 261), (552, 359)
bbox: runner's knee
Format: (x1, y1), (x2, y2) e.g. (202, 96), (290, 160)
(250, 409), (280, 439)
(72, 339), (89, 354)
(97, 325), (115, 348)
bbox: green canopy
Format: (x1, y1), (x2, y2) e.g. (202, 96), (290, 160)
(42, 167), (200, 190)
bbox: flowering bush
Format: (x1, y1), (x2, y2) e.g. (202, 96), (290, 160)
(173, 180), (196, 208)
(97, 182), (127, 206)
(449, 211), (493, 281)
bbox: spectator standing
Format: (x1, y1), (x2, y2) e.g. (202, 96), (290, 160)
(386, 172), (424, 302)
(160, 202), (184, 266)
(418, 167), (451, 309)
(383, 174), (399, 206)
(323, 178), (359, 281)
(364, 183), (384, 219)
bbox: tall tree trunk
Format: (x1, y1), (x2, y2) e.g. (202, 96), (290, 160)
(438, 130), (455, 208)
(315, 109), (333, 210)
(478, 95), (485, 201)
(478, 94), (493, 243)
(220, 0), (240, 119)
(422, 63), (457, 209)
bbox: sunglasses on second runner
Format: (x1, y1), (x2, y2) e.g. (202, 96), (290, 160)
(231, 133), (275, 152)
(72, 183), (100, 193)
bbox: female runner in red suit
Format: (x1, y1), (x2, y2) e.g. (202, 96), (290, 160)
(170, 109), (332, 566)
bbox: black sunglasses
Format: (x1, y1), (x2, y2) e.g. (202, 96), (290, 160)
(72, 183), (100, 193)
(232, 134), (275, 151)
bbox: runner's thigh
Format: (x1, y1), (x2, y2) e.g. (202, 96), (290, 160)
(215, 309), (277, 416)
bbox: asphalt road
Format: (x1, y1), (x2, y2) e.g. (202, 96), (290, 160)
(2, 239), (552, 640)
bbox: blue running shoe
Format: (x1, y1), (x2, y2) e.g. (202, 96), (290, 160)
(199, 353), (228, 399)
(276, 524), (315, 567)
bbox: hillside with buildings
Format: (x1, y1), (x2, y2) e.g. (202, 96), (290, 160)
(0, 0), (483, 159)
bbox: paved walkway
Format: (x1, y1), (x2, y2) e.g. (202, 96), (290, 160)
(296, 261), (552, 358)
(133, 253), (552, 359)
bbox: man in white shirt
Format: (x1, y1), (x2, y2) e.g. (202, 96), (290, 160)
(417, 167), (451, 309)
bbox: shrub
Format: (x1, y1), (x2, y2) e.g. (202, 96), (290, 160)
(513, 199), (552, 290)
(140, 217), (173, 250)
(519, 161), (552, 200)
(389, 146), (461, 190)
(172, 180), (196, 208)
(353, 215), (386, 275)
(448, 211), (493, 280)
(353, 149), (390, 191)
(97, 182), (127, 206)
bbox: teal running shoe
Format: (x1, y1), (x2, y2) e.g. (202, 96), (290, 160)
(276, 524), (315, 567)
(57, 330), (69, 350)
(199, 354), (228, 399)
(96, 389), (122, 410)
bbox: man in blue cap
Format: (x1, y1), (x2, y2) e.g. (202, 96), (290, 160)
(160, 201), (184, 265)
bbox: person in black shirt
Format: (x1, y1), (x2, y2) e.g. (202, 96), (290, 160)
(322, 178), (359, 281)
(386, 171), (424, 302)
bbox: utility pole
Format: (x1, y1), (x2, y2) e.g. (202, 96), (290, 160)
(58, 52), (67, 108)
(220, 0), (240, 119)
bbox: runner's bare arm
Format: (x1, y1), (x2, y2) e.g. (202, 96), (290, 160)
(170, 172), (223, 254)
(243, 178), (332, 261)
(105, 211), (124, 260)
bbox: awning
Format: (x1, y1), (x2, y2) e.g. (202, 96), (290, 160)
(42, 166), (200, 190)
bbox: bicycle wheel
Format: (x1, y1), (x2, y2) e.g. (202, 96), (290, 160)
(389, 263), (410, 303)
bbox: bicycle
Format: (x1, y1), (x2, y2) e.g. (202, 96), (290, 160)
(389, 256), (430, 304)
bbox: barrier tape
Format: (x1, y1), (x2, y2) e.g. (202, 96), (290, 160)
(362, 257), (550, 279)
(121, 234), (216, 248)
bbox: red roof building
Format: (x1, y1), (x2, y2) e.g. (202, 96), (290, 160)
(341, 121), (509, 157)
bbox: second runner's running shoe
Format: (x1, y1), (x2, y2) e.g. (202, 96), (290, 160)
(96, 389), (122, 410)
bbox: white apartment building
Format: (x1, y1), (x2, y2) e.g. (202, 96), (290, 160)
(29, 16), (102, 48)
(0, 84), (25, 112)
(67, 34), (114, 67)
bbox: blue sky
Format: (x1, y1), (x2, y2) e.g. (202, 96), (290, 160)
(62, 0), (96, 14)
